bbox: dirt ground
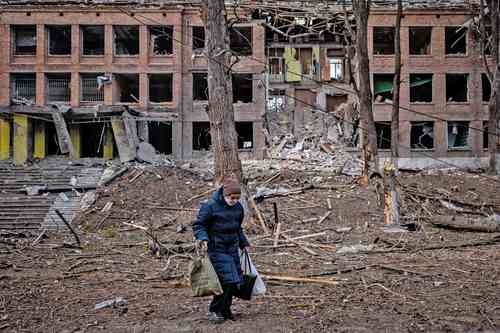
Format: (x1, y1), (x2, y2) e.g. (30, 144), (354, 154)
(1, 165), (500, 333)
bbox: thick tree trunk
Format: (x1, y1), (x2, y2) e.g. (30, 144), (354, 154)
(201, 0), (243, 183)
(391, 0), (402, 162)
(487, 0), (499, 174)
(353, 0), (378, 181)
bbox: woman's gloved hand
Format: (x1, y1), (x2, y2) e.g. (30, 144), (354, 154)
(195, 240), (208, 255)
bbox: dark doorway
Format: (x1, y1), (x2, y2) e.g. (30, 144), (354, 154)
(148, 121), (172, 154)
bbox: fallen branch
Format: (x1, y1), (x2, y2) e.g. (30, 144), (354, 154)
(55, 209), (81, 247)
(262, 274), (339, 286)
(431, 215), (500, 232)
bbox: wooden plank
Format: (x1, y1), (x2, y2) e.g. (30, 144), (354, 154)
(111, 117), (136, 163)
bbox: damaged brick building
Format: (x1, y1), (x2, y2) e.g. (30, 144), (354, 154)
(0, 0), (266, 164)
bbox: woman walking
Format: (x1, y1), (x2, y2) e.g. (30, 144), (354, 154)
(192, 177), (250, 322)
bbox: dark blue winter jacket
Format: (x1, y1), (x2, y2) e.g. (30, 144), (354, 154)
(192, 187), (250, 285)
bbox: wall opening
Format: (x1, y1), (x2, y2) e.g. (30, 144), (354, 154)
(373, 27), (395, 55)
(230, 26), (252, 55)
(373, 74), (394, 103)
(445, 27), (467, 55)
(235, 122), (253, 149)
(81, 25), (104, 56)
(193, 121), (211, 151)
(193, 73), (209, 101)
(411, 121), (434, 149)
(409, 27), (432, 55)
(483, 121), (488, 149)
(10, 73), (36, 103)
(326, 94), (348, 112)
(114, 74), (140, 103)
(150, 26), (173, 55)
(268, 89), (286, 113)
(446, 74), (468, 102)
(232, 74), (253, 103)
(192, 26), (205, 54)
(80, 123), (106, 158)
(46, 73), (71, 103)
(114, 26), (139, 55)
(482, 73), (491, 102)
(267, 48), (285, 82)
(410, 74), (433, 103)
(447, 121), (470, 149)
(46, 121), (62, 155)
(148, 121), (172, 154)
(149, 74), (173, 103)
(47, 25), (71, 56)
(328, 58), (343, 80)
(12, 25), (37, 56)
(375, 122), (391, 149)
(81, 73), (104, 103)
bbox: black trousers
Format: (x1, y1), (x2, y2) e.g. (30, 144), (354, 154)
(209, 283), (237, 317)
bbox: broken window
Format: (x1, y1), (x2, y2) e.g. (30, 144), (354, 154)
(149, 74), (173, 103)
(410, 74), (433, 103)
(445, 27), (467, 55)
(192, 26), (205, 54)
(80, 73), (104, 103)
(267, 48), (285, 82)
(235, 122), (253, 149)
(192, 121), (211, 151)
(81, 25), (104, 56)
(47, 25), (71, 56)
(232, 74), (253, 103)
(12, 25), (37, 56)
(230, 26), (252, 56)
(150, 26), (173, 56)
(446, 74), (468, 103)
(483, 121), (489, 149)
(448, 121), (470, 149)
(375, 122), (391, 149)
(148, 121), (172, 154)
(193, 73), (209, 101)
(373, 74), (394, 103)
(410, 121), (434, 149)
(409, 27), (431, 55)
(482, 73), (491, 102)
(326, 94), (348, 112)
(114, 74), (140, 103)
(267, 89), (286, 113)
(328, 58), (343, 80)
(114, 26), (139, 55)
(10, 73), (36, 103)
(46, 73), (71, 103)
(373, 27), (395, 55)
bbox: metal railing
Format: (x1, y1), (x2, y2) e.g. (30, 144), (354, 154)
(12, 78), (36, 101)
(47, 78), (71, 102)
(81, 77), (104, 102)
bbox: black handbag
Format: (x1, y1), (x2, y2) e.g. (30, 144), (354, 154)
(235, 249), (257, 300)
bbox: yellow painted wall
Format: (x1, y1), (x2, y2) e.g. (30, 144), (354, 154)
(0, 119), (10, 160)
(13, 115), (28, 165)
(33, 121), (46, 159)
(284, 47), (301, 82)
(69, 126), (81, 158)
(103, 125), (114, 160)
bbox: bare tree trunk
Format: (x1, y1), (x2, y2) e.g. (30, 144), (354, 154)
(353, 0), (378, 182)
(486, 0), (499, 174)
(201, 0), (243, 183)
(391, 0), (402, 163)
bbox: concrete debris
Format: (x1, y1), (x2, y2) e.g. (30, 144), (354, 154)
(336, 244), (374, 254)
(137, 142), (159, 164)
(80, 191), (97, 211)
(58, 193), (69, 202)
(94, 297), (127, 311)
(25, 185), (48, 196)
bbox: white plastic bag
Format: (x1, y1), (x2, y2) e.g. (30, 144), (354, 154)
(240, 250), (266, 296)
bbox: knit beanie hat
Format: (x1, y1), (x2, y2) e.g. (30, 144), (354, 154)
(223, 177), (241, 196)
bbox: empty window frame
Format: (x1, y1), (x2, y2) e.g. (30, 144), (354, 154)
(149, 74), (173, 103)
(12, 25), (37, 56)
(267, 48), (285, 82)
(46, 73), (71, 102)
(447, 121), (470, 149)
(150, 26), (173, 56)
(10, 73), (36, 102)
(230, 26), (252, 56)
(410, 74), (433, 103)
(192, 26), (205, 53)
(81, 25), (104, 56)
(375, 122), (391, 149)
(445, 27), (467, 55)
(483, 26), (492, 55)
(373, 27), (395, 55)
(114, 73), (140, 103)
(482, 73), (492, 102)
(80, 73), (104, 102)
(148, 121), (172, 154)
(114, 26), (139, 55)
(373, 74), (394, 103)
(483, 121), (488, 149)
(235, 122), (253, 149)
(446, 74), (469, 103)
(409, 27), (432, 55)
(328, 58), (343, 80)
(192, 121), (211, 151)
(193, 73), (209, 101)
(47, 25), (71, 56)
(232, 74), (253, 103)
(410, 122), (434, 149)
(267, 89), (286, 113)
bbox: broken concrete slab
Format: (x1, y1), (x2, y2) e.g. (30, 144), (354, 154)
(52, 112), (76, 158)
(137, 142), (159, 164)
(111, 117), (136, 163)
